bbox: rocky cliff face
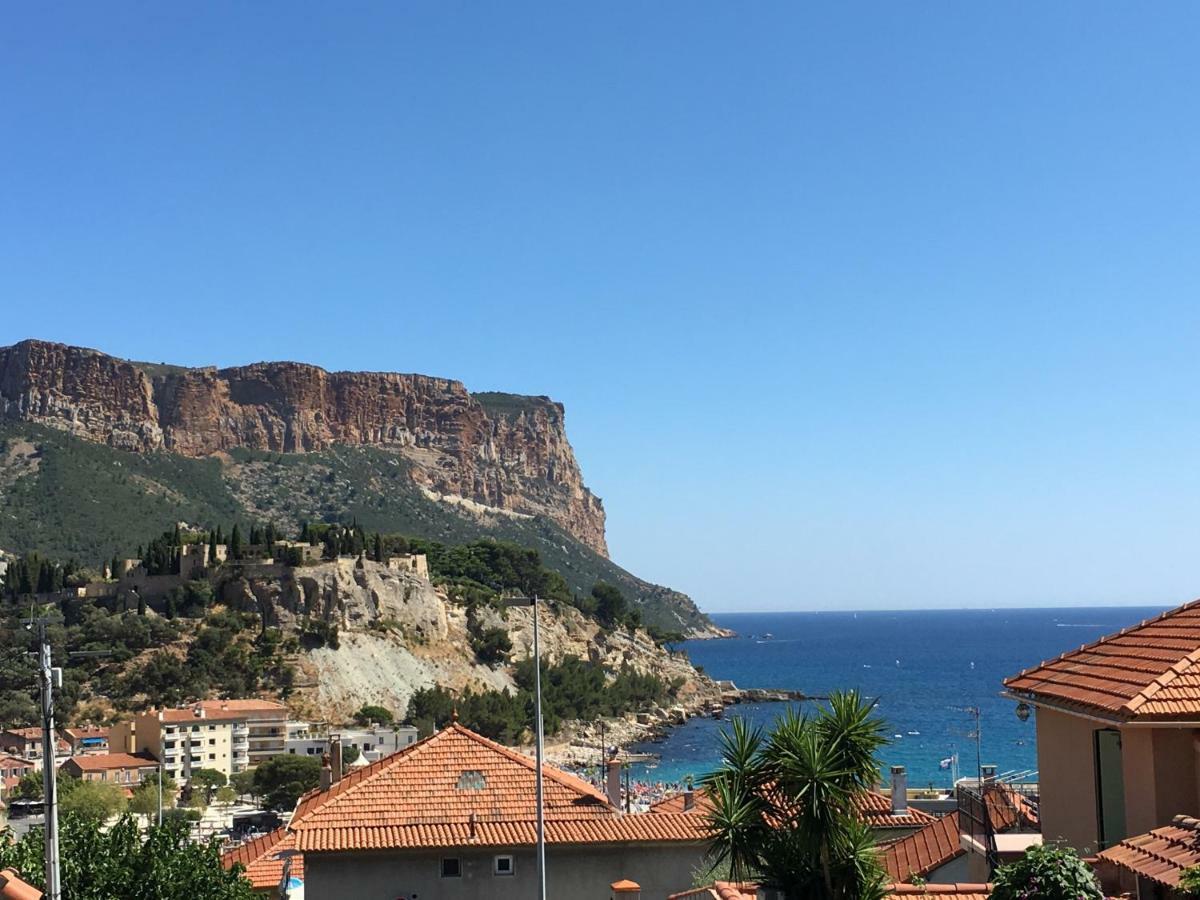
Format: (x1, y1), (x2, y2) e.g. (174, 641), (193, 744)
(219, 559), (719, 723)
(0, 339), (607, 554)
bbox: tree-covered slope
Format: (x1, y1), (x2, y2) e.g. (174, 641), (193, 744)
(0, 422), (711, 633)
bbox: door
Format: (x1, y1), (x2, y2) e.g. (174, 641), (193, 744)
(1094, 728), (1126, 849)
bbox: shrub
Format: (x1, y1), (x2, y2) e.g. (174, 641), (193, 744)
(992, 844), (1103, 900)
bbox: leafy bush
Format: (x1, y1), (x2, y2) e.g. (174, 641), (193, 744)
(992, 844), (1102, 900)
(352, 704), (395, 727)
(0, 812), (252, 898)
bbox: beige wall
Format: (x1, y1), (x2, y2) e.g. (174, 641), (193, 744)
(304, 843), (707, 900)
(1036, 707), (1100, 853)
(1122, 726), (1199, 839)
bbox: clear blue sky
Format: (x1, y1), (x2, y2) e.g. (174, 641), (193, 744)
(3, 3), (1199, 612)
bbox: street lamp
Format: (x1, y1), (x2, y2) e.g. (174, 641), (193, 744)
(500, 594), (546, 900)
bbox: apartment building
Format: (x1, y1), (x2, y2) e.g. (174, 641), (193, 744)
(194, 700), (287, 767)
(111, 708), (242, 781)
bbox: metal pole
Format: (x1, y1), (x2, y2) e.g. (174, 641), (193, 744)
(37, 621), (61, 900)
(974, 707), (983, 786)
(158, 763), (163, 827)
(533, 594), (546, 900)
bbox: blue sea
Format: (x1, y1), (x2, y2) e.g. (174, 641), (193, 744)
(629, 607), (1168, 788)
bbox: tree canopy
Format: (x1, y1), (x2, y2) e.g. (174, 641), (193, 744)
(702, 692), (890, 899)
(252, 754), (321, 811)
(0, 813), (253, 899)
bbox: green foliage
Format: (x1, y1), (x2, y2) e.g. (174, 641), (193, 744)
(188, 768), (226, 801)
(252, 755), (321, 811)
(129, 770), (177, 817)
(991, 844), (1103, 900)
(215, 785), (237, 807)
(59, 779), (128, 823)
(342, 745), (361, 765)
(0, 812), (253, 899)
(701, 692), (890, 899)
(1180, 865), (1200, 896)
(0, 424), (242, 565)
(229, 770), (255, 800)
(407, 655), (672, 743)
(0, 424), (711, 633)
(590, 582), (641, 629)
(409, 537), (573, 605)
(352, 704), (395, 727)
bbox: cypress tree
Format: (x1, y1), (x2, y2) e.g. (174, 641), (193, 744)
(230, 525), (243, 560)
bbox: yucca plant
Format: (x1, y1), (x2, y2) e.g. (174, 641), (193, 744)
(701, 691), (889, 900)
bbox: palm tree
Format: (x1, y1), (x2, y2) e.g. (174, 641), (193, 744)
(701, 690), (890, 899)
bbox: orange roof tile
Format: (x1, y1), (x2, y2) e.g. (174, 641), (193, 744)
(196, 699), (286, 715)
(60, 752), (158, 773)
(886, 885), (991, 899)
(0, 869), (42, 900)
(1005, 600), (1200, 720)
(222, 827), (303, 891)
(651, 786), (935, 829)
(61, 727), (108, 741)
(288, 723), (709, 853)
(1096, 815), (1200, 887)
(881, 812), (964, 881)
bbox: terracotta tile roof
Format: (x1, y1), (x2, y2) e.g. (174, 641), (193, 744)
(1096, 815), (1200, 887)
(288, 723), (708, 853)
(881, 812), (964, 881)
(982, 784), (1039, 832)
(60, 752), (158, 773)
(0, 869), (42, 900)
(61, 726), (108, 741)
(154, 707), (242, 724)
(853, 790), (937, 828)
(1005, 599), (1200, 720)
(651, 786), (935, 829)
(196, 699), (286, 715)
(222, 827), (303, 891)
(886, 885), (991, 899)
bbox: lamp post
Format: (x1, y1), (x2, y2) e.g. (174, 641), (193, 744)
(501, 595), (545, 900)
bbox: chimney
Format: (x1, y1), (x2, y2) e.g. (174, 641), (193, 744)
(319, 752), (332, 791)
(610, 879), (641, 899)
(605, 755), (622, 809)
(981, 764), (997, 783)
(683, 776), (695, 812)
(330, 737), (344, 784)
(890, 765), (908, 816)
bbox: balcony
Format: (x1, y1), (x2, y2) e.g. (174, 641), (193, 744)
(957, 776), (1041, 876)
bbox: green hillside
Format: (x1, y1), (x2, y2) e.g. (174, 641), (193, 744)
(0, 423), (709, 632)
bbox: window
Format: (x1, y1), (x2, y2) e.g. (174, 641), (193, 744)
(440, 858), (461, 878)
(209, 739), (215, 745)
(456, 770), (486, 790)
(208, 753), (215, 760)
(494, 855), (514, 876)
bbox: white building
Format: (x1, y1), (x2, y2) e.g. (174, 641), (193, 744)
(286, 722), (418, 762)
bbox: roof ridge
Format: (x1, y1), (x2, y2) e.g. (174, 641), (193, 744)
(290, 722), (612, 833)
(1124, 646), (1200, 712)
(1003, 598), (1200, 688)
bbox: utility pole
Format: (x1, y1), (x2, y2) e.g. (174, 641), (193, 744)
(500, 594), (546, 900)
(31, 618), (62, 900)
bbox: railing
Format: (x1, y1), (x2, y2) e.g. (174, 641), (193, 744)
(956, 777), (1040, 876)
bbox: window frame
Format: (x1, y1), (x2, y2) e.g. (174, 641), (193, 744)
(493, 854), (515, 877)
(440, 857), (462, 879)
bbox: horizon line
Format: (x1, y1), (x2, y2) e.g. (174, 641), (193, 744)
(700, 602), (1175, 615)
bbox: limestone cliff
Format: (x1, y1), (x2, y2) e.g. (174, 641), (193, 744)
(0, 339), (606, 555)
(218, 558), (719, 724)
